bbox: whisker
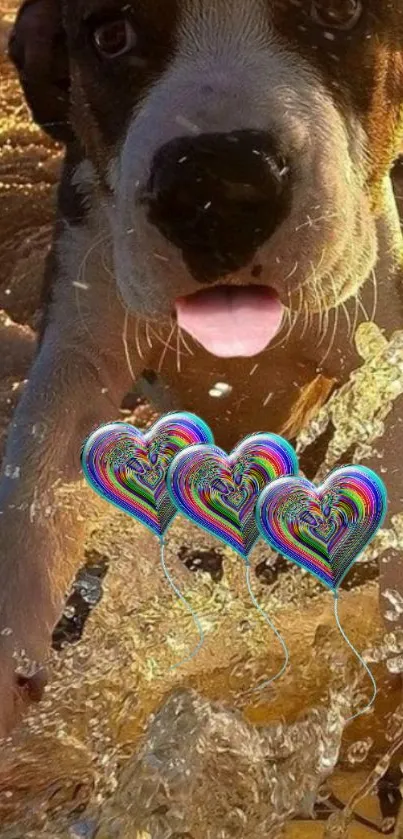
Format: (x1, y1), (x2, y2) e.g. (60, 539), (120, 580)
(312, 286), (323, 341)
(294, 210), (342, 232)
(315, 247), (326, 275)
(100, 241), (115, 280)
(74, 230), (113, 343)
(147, 324), (178, 352)
(123, 310), (139, 381)
(341, 299), (352, 341)
(351, 294), (359, 339)
(297, 284), (304, 320)
(157, 321), (177, 372)
(300, 299), (310, 339)
(320, 302), (339, 365)
(313, 249), (327, 340)
(286, 310), (299, 342)
(178, 326), (194, 356)
(370, 269), (378, 322)
(284, 261), (299, 283)
(263, 305), (294, 352)
(281, 288), (301, 344)
(145, 320), (153, 349)
(176, 324), (181, 373)
(311, 267), (323, 338)
(270, 264), (302, 351)
(357, 294), (370, 321)
(135, 316), (145, 360)
(316, 281), (330, 347)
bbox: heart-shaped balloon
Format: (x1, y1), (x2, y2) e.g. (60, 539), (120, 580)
(255, 465), (387, 590)
(81, 412), (214, 537)
(167, 433), (299, 558)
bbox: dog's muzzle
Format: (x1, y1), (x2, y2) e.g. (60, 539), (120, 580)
(145, 129), (292, 283)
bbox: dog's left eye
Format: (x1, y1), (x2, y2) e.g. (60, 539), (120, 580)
(310, 0), (362, 30)
(93, 18), (137, 58)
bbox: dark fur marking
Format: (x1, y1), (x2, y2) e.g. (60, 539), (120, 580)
(58, 144), (92, 226)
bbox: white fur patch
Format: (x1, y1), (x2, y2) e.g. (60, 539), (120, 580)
(101, 0), (377, 318)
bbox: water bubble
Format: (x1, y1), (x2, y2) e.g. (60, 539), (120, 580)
(347, 737), (373, 765)
(384, 631), (403, 654)
(380, 816), (396, 833)
(386, 653), (403, 674)
(4, 463), (20, 479)
(68, 819), (97, 838)
(386, 720), (403, 743)
(209, 382), (232, 398)
(77, 574), (103, 606)
(382, 589), (403, 622)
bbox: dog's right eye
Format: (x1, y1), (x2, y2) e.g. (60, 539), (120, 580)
(310, 0), (362, 30)
(93, 18), (137, 58)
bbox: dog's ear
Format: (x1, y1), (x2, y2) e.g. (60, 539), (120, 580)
(8, 0), (74, 144)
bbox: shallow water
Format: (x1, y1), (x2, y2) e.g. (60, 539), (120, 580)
(0, 4), (403, 836)
(0, 504), (402, 838)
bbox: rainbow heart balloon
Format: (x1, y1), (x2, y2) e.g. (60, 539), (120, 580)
(81, 412), (214, 537)
(167, 433), (299, 559)
(255, 465), (387, 590)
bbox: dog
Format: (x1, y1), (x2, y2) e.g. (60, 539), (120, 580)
(1, 0), (403, 737)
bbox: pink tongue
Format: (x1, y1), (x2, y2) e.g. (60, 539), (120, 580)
(175, 286), (283, 358)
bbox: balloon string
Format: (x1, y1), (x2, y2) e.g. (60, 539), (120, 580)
(159, 537), (205, 670)
(245, 562), (289, 691)
(333, 591), (377, 723)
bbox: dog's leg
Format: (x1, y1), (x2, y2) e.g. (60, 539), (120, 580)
(0, 214), (140, 736)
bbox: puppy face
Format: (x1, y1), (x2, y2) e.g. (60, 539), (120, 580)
(11, 0), (403, 358)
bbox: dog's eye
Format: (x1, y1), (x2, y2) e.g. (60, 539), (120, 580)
(93, 18), (136, 58)
(310, 0), (362, 30)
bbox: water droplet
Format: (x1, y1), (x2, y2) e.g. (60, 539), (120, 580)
(347, 737), (373, 764)
(381, 816), (396, 833)
(386, 653), (403, 674)
(382, 589), (403, 621)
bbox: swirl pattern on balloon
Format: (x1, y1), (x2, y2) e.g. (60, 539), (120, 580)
(167, 433), (299, 558)
(81, 412), (214, 537)
(256, 465), (387, 590)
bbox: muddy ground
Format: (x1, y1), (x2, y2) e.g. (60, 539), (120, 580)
(1, 3), (403, 838)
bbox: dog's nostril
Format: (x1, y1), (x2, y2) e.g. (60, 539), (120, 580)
(147, 130), (292, 282)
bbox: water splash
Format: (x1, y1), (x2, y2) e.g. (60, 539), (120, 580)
(91, 687), (350, 839)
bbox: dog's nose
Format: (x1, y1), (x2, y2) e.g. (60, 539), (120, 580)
(146, 130), (291, 282)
